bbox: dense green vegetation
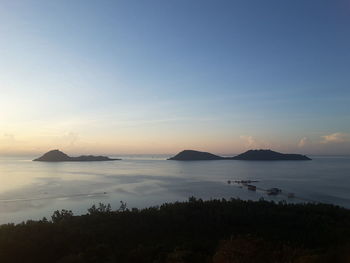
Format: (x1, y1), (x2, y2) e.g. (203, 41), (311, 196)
(0, 198), (349, 263)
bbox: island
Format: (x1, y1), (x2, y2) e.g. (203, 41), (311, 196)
(168, 149), (311, 161)
(33, 149), (120, 162)
(230, 149), (311, 161)
(167, 150), (225, 160)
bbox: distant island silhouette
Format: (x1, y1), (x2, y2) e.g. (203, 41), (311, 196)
(168, 149), (311, 161)
(168, 150), (225, 161)
(230, 149), (311, 161)
(33, 150), (120, 162)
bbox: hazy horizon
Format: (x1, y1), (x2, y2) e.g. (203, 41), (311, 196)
(2, 149), (350, 158)
(1, 0), (349, 156)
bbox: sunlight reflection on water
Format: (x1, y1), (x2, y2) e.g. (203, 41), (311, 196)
(0, 155), (349, 223)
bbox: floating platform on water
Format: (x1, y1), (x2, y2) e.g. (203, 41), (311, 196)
(247, 185), (257, 191)
(267, 188), (282, 195)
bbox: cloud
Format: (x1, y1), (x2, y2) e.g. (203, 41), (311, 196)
(56, 132), (80, 147)
(321, 133), (350, 144)
(239, 135), (268, 149)
(0, 133), (24, 146)
(297, 137), (310, 148)
(240, 135), (256, 147)
(1, 133), (16, 143)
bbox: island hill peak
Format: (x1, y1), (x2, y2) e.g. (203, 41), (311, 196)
(168, 150), (225, 161)
(168, 149), (311, 161)
(33, 150), (120, 162)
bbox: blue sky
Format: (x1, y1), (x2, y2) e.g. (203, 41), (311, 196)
(0, 0), (350, 155)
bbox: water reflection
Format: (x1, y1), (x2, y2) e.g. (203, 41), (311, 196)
(0, 156), (349, 223)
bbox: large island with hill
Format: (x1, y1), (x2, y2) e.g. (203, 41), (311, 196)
(168, 150), (225, 160)
(230, 149), (311, 160)
(169, 149), (311, 161)
(33, 149), (120, 162)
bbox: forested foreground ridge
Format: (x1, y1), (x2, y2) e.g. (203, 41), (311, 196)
(0, 198), (349, 263)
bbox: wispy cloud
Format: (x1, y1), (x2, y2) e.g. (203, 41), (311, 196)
(297, 137), (310, 148)
(239, 135), (268, 149)
(2, 133), (16, 144)
(239, 135), (255, 147)
(58, 132), (80, 148)
(0, 133), (25, 146)
(321, 133), (350, 144)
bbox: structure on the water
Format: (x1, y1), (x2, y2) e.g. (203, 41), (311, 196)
(247, 185), (257, 191)
(267, 188), (282, 195)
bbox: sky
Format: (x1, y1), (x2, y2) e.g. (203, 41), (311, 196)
(0, 0), (350, 156)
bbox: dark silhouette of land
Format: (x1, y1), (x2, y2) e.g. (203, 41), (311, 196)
(0, 198), (348, 263)
(169, 149), (311, 161)
(230, 149), (311, 160)
(168, 150), (225, 160)
(33, 149), (120, 162)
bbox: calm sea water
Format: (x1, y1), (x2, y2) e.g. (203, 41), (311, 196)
(0, 155), (349, 224)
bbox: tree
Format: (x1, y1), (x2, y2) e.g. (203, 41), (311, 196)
(51, 209), (74, 223)
(118, 201), (127, 212)
(87, 203), (112, 215)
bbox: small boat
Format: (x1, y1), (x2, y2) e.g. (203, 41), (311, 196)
(247, 185), (256, 191)
(227, 180), (231, 184)
(234, 180), (259, 184)
(287, 193), (295, 198)
(267, 188), (282, 195)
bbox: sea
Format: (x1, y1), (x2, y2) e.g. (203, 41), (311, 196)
(0, 155), (349, 224)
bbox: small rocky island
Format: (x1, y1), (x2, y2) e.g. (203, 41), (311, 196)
(168, 150), (225, 160)
(168, 149), (311, 161)
(33, 150), (120, 162)
(230, 149), (311, 161)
